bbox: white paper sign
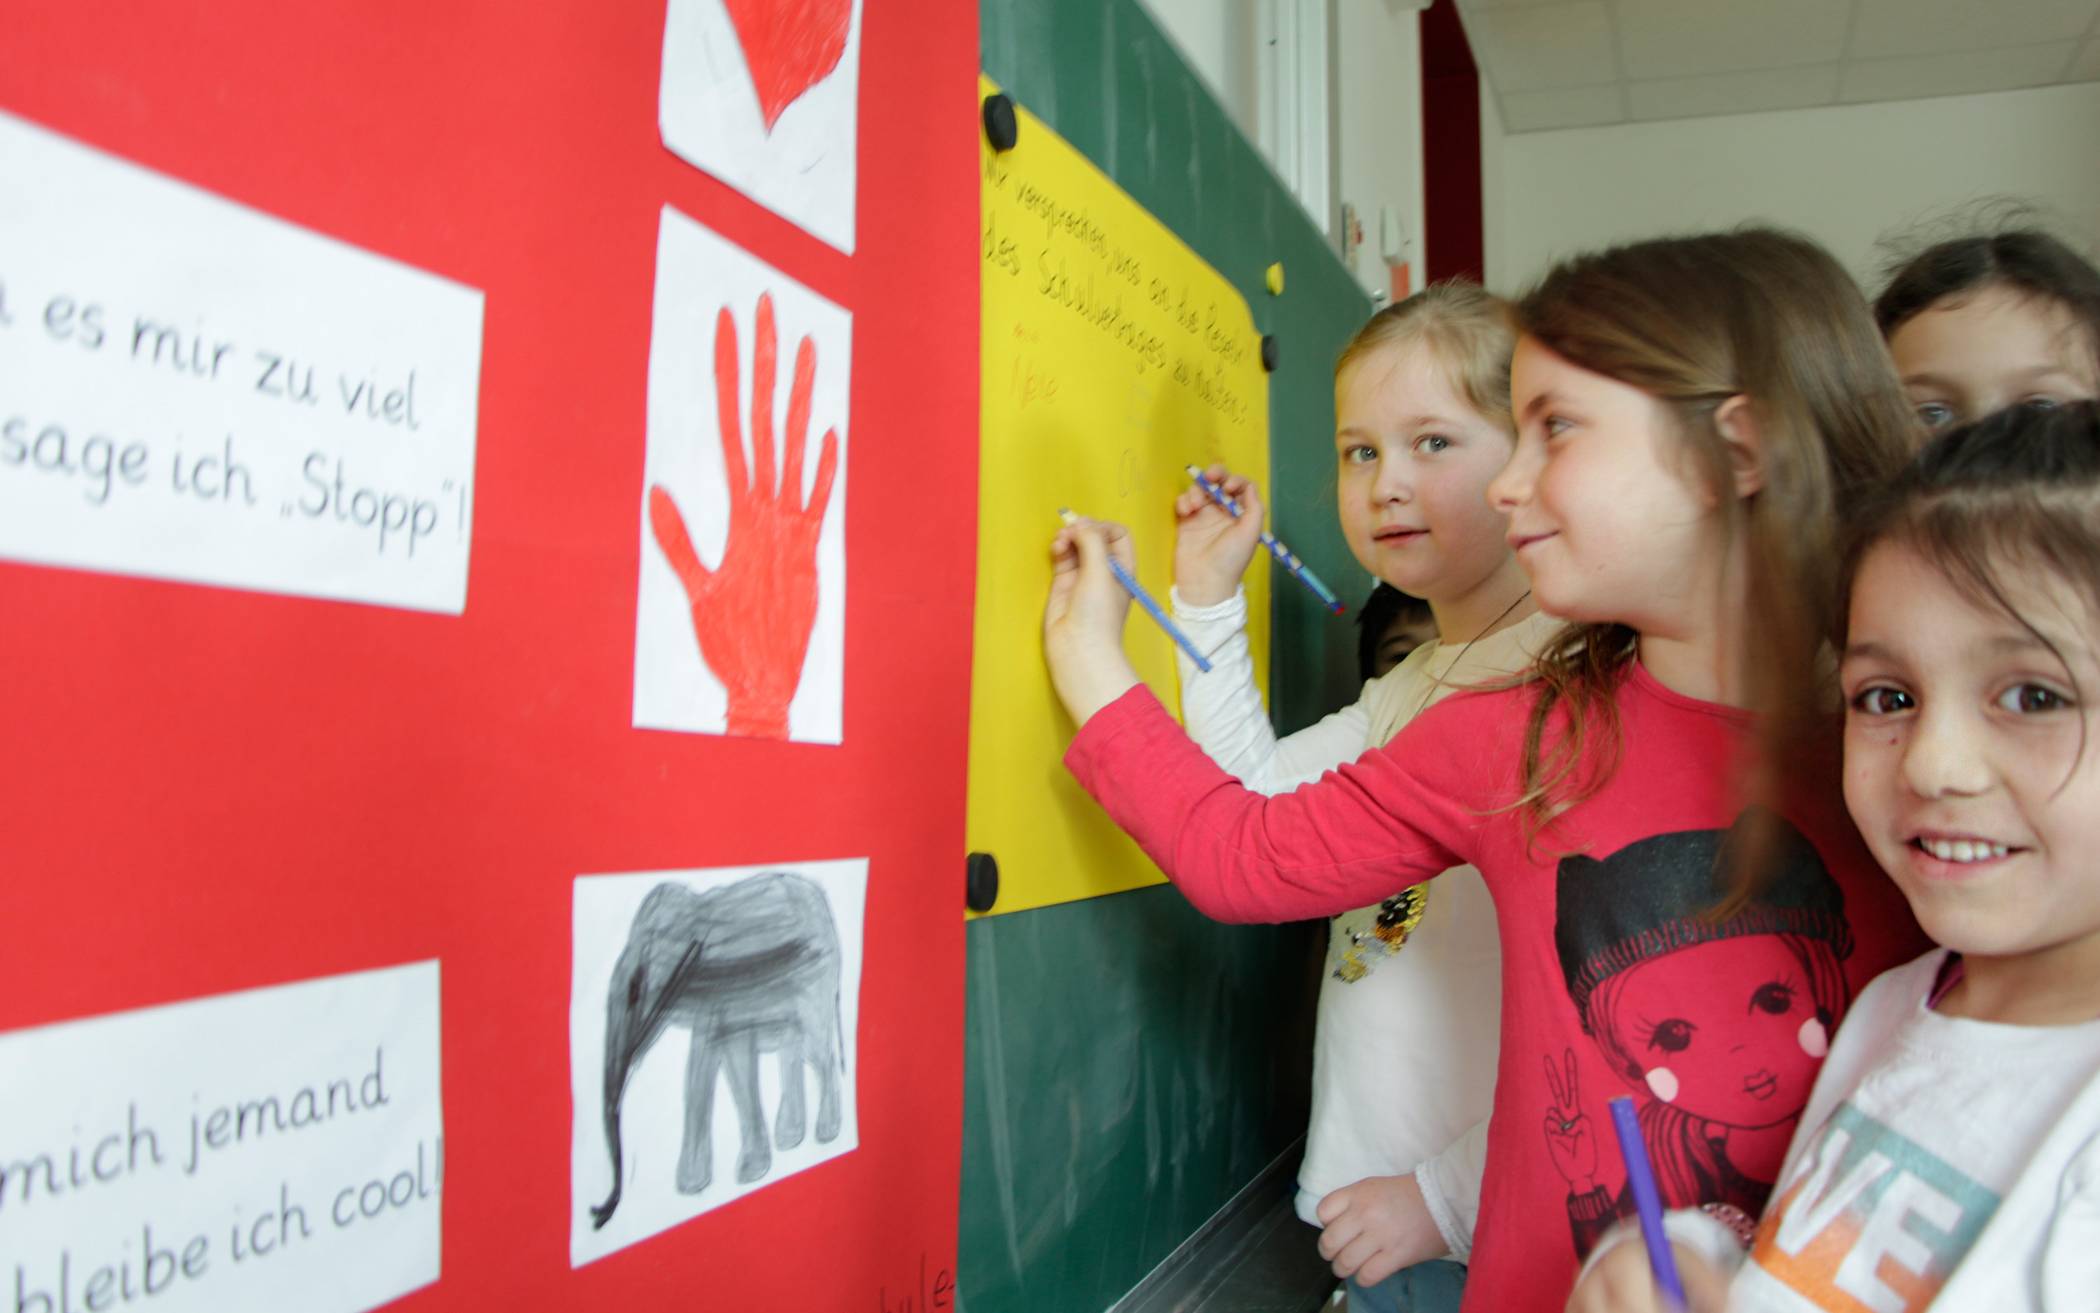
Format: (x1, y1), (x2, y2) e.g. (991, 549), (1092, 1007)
(0, 961), (443, 1313)
(570, 860), (866, 1267)
(633, 206), (849, 744)
(0, 110), (484, 614)
(659, 0), (863, 252)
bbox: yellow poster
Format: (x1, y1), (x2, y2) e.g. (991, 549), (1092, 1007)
(968, 75), (1271, 917)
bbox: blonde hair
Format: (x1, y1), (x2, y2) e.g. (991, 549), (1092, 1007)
(1509, 230), (1917, 881)
(1336, 282), (1517, 430)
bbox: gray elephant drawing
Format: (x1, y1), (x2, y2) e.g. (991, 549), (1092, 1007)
(589, 871), (845, 1230)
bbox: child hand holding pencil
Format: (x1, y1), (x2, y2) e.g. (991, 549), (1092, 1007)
(1172, 464), (1271, 607)
(1563, 1235), (1728, 1313)
(1564, 1098), (1731, 1312)
(1043, 513), (1146, 726)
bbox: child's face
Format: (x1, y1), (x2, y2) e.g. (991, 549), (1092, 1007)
(1841, 541), (2100, 965)
(1493, 336), (1720, 630)
(1606, 935), (1826, 1130)
(1886, 284), (2099, 437)
(1333, 344), (1515, 604)
(1369, 611), (1437, 678)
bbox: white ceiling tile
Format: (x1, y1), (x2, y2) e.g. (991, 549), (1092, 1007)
(1613, 0), (1851, 78)
(2069, 39), (2100, 80)
(1627, 64), (1842, 121)
(1497, 82), (1627, 131)
(1848, 0), (2100, 60)
(1464, 2), (1619, 93)
(1839, 42), (2081, 101)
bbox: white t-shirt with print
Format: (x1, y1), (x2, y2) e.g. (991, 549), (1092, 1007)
(1590, 949), (2100, 1310)
(1172, 587), (1557, 1227)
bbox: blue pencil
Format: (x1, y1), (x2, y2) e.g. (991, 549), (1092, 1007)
(1184, 465), (1345, 614)
(1609, 1096), (1688, 1313)
(1058, 508), (1212, 673)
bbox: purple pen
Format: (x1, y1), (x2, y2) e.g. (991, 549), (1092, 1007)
(1610, 1095), (1688, 1313)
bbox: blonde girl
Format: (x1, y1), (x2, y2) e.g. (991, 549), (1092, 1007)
(1167, 284), (1554, 1312)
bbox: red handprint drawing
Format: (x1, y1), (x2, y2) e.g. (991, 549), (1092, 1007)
(649, 292), (839, 740)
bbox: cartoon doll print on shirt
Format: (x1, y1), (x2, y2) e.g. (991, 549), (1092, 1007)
(1547, 808), (1854, 1259)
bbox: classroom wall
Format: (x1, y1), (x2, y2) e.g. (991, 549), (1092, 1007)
(1138, 0), (1430, 302)
(0, 3), (977, 1308)
(962, 2), (1374, 1310)
(1139, 0), (1261, 144)
(1480, 80), (2100, 295)
(1336, 1), (1429, 300)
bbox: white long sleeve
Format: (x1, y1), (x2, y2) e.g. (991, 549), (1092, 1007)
(1171, 585), (1376, 795)
(1173, 590), (1564, 1231)
(1415, 1116), (1492, 1261)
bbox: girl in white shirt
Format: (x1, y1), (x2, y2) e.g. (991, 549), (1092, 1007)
(1568, 401), (2100, 1311)
(1168, 283), (1555, 1313)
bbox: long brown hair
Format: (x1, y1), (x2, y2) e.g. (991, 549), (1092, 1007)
(1510, 230), (1917, 864)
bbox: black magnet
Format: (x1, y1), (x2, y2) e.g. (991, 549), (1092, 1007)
(1260, 334), (1279, 373)
(983, 93), (1019, 152)
(965, 851), (1001, 913)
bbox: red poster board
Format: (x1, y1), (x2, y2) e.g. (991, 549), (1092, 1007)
(0, 1), (975, 1307)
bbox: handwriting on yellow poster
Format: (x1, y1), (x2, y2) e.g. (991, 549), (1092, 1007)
(968, 75), (1271, 917)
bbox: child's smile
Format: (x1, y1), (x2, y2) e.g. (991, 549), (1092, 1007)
(1842, 540), (2100, 972)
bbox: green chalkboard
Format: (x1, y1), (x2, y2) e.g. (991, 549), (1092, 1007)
(961, 4), (1375, 1310)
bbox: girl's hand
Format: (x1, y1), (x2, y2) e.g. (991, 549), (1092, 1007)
(1563, 1237), (1727, 1313)
(1314, 1173), (1448, 1287)
(1172, 464), (1268, 607)
(1044, 515), (1142, 725)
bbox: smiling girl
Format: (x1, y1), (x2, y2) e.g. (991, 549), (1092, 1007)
(1041, 229), (1930, 1312)
(1569, 401), (2100, 1313)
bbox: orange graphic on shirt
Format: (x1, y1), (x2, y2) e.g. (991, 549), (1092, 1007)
(1747, 1148), (1957, 1312)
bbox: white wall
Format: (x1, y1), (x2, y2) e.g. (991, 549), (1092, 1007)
(1335, 0), (1428, 301)
(1139, 0), (1262, 143)
(1480, 81), (2100, 296)
(1140, 0), (1428, 301)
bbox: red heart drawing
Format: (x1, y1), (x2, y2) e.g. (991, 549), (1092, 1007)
(721, 0), (853, 132)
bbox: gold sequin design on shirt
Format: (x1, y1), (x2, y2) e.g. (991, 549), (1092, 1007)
(1329, 885), (1429, 983)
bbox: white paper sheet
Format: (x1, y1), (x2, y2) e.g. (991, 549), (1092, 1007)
(632, 206), (849, 744)
(0, 110), (483, 614)
(659, 0), (863, 253)
(570, 859), (866, 1267)
(0, 962), (443, 1313)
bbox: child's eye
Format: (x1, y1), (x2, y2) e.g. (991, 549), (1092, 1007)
(1543, 415), (1574, 439)
(1913, 401), (1956, 431)
(2020, 395), (2063, 415)
(1339, 443), (1377, 465)
(1415, 433), (1451, 455)
(1849, 685), (1914, 716)
(1995, 682), (2072, 714)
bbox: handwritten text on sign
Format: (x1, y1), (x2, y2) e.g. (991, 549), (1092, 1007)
(0, 962), (443, 1313)
(969, 75), (1271, 916)
(0, 110), (483, 614)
